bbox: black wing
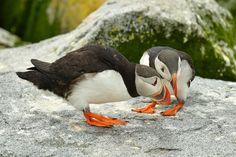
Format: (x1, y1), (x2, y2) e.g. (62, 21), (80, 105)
(49, 45), (130, 84)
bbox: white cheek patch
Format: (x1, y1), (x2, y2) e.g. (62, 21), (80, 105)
(135, 76), (153, 96)
(177, 60), (192, 101)
(136, 76), (162, 97)
(154, 57), (171, 80)
(140, 52), (149, 66)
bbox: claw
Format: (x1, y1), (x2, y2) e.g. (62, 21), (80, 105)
(132, 102), (157, 114)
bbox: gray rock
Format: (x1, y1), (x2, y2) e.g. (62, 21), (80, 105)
(0, 28), (21, 48)
(1, 72), (236, 157)
(0, 0), (236, 156)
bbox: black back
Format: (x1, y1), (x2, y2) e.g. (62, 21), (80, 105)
(17, 45), (139, 98)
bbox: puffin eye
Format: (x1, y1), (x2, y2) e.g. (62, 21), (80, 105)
(187, 80), (191, 87)
(161, 67), (165, 72)
(152, 78), (157, 86)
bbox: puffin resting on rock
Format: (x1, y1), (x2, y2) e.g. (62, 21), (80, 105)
(132, 46), (195, 116)
(17, 45), (171, 128)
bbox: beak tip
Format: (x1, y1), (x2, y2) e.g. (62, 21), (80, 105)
(172, 73), (178, 97)
(160, 84), (171, 104)
(166, 89), (171, 104)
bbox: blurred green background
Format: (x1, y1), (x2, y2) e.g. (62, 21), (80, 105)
(0, 0), (105, 43)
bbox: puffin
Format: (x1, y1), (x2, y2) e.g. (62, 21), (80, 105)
(132, 46), (195, 116)
(16, 45), (171, 127)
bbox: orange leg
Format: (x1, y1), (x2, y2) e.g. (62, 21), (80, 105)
(83, 111), (128, 127)
(132, 101), (157, 114)
(160, 102), (184, 116)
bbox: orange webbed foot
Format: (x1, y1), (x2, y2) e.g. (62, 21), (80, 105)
(160, 102), (184, 116)
(84, 112), (128, 127)
(132, 102), (157, 114)
(85, 116), (112, 128)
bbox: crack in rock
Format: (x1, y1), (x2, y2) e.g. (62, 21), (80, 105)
(145, 147), (182, 153)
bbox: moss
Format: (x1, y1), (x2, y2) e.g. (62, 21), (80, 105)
(193, 4), (236, 80)
(215, 0), (236, 49)
(92, 14), (236, 81)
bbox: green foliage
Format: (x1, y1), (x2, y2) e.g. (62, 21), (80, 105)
(0, 0), (25, 33)
(0, 0), (60, 42)
(21, 0), (60, 42)
(0, 0), (105, 42)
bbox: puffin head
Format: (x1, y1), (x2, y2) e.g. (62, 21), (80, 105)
(135, 64), (171, 104)
(153, 49), (194, 103)
(175, 60), (194, 103)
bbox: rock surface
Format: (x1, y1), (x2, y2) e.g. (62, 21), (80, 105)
(1, 72), (236, 157)
(1, 0), (236, 156)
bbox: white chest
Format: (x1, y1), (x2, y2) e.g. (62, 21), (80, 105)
(67, 70), (132, 105)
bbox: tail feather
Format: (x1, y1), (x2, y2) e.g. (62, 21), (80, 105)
(16, 71), (52, 90)
(31, 59), (50, 73)
(16, 59), (52, 90)
(16, 59), (67, 97)
(27, 67), (37, 71)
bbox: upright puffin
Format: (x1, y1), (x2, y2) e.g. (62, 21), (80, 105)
(132, 46), (195, 116)
(17, 45), (171, 127)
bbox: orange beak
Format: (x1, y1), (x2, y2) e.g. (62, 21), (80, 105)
(158, 84), (171, 105)
(172, 73), (177, 97)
